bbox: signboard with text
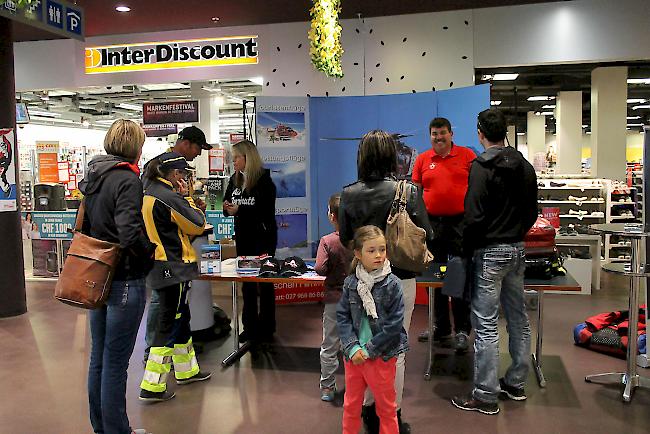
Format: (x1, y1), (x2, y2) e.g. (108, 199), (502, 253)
(143, 101), (199, 125)
(1, 0), (84, 41)
(85, 36), (258, 74)
(23, 211), (77, 240)
(142, 123), (178, 137)
(205, 210), (234, 240)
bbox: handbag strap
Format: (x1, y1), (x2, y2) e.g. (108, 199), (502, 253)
(74, 200), (85, 232)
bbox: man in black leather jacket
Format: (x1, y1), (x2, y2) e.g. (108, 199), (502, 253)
(338, 130), (433, 434)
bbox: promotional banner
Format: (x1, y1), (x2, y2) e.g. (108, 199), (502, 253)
(22, 211), (77, 240)
(0, 128), (17, 211)
(143, 101), (199, 125)
(208, 149), (225, 174)
(256, 97), (311, 259)
(36, 141), (60, 183)
(142, 123), (178, 137)
(205, 210), (234, 241)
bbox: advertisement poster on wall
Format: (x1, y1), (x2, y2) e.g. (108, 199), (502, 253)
(143, 101), (199, 125)
(36, 141), (60, 183)
(0, 128), (18, 211)
(255, 97), (311, 260)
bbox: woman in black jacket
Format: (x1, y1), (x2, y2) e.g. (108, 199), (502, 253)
(79, 119), (155, 434)
(338, 130), (433, 434)
(224, 139), (278, 343)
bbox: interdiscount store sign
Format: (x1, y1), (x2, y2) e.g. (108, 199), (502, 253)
(85, 35), (259, 74)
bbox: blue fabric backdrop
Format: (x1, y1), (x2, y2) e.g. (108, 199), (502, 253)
(308, 84), (490, 244)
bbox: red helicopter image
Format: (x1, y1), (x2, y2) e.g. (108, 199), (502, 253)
(267, 123), (299, 142)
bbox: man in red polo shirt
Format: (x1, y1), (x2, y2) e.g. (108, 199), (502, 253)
(412, 117), (476, 352)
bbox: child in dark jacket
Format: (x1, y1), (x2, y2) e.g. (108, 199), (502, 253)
(315, 193), (354, 402)
(337, 225), (408, 434)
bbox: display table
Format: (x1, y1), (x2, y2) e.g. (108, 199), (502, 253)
(416, 265), (581, 387)
(556, 234), (601, 292)
(585, 223), (650, 402)
(200, 262), (325, 367)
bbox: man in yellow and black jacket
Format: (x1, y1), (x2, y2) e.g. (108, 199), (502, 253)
(139, 152), (212, 402)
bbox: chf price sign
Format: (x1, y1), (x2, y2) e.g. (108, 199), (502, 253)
(205, 211), (234, 241)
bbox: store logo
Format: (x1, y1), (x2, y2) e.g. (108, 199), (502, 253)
(84, 35), (259, 74)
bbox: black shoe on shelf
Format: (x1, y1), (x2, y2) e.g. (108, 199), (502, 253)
(499, 378), (527, 401)
(451, 394), (499, 415)
(177, 370), (212, 385)
(139, 389), (176, 403)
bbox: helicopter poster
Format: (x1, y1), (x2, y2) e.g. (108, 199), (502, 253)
(255, 97), (312, 260)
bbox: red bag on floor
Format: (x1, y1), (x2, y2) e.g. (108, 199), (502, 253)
(524, 217), (556, 257)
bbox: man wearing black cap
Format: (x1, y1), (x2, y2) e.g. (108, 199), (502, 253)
(174, 126), (213, 162)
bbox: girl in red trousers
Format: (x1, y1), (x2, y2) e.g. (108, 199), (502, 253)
(337, 225), (408, 434)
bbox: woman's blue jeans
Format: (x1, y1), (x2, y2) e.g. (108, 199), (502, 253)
(88, 279), (146, 434)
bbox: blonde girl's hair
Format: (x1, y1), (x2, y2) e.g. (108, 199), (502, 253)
(232, 139), (264, 193)
(103, 119), (146, 162)
(349, 225), (386, 274)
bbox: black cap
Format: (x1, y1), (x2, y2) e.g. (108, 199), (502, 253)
(178, 126), (213, 150)
(259, 257), (282, 277)
(280, 256), (308, 277)
(158, 152), (193, 171)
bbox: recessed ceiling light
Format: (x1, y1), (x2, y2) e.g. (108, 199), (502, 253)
(492, 73), (519, 81)
(628, 78), (650, 85)
(490, 100), (502, 106)
(542, 104), (556, 109)
(627, 98), (646, 104)
(516, 132), (525, 136)
(540, 111), (554, 116)
(528, 96), (555, 101)
(627, 116), (641, 120)
(116, 6), (131, 12)
(211, 17), (220, 22)
(633, 105), (650, 110)
(627, 123), (644, 127)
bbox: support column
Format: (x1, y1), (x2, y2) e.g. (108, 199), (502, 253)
(592, 67), (627, 180)
(190, 82), (220, 178)
(507, 125), (516, 148)
(556, 91), (583, 174)
(527, 111), (546, 157)
(0, 17), (27, 317)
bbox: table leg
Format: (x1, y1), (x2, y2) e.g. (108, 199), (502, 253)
(585, 238), (650, 402)
(222, 281), (251, 367)
(424, 286), (435, 381)
(532, 288), (547, 387)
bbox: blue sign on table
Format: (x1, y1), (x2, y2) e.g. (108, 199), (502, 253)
(46, 0), (63, 29)
(65, 5), (81, 35)
(205, 210), (234, 240)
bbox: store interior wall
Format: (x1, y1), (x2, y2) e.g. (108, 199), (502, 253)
(13, 9), (474, 97)
(473, 0), (650, 68)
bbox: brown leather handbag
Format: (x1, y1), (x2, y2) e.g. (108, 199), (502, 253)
(54, 201), (121, 309)
(385, 180), (434, 273)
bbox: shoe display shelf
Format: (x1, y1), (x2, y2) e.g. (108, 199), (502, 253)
(605, 180), (641, 263)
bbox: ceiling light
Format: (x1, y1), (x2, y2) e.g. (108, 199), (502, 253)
(117, 102), (142, 111)
(627, 98), (646, 104)
(211, 17), (220, 22)
(116, 6), (131, 12)
(627, 78), (650, 85)
(627, 123), (644, 127)
(582, 125), (588, 128)
(213, 96), (225, 107)
(627, 116), (641, 120)
(492, 73), (519, 81)
(490, 100), (502, 106)
(633, 105), (650, 110)
(586, 131), (592, 135)
(528, 96), (555, 101)
(250, 76), (264, 86)
(542, 104), (556, 109)
(516, 132), (525, 136)
(29, 109), (61, 118)
(540, 111), (554, 116)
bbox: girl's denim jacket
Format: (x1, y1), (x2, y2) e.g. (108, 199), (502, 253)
(336, 273), (409, 361)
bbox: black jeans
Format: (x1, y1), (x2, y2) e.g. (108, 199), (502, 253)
(242, 282), (276, 340)
(428, 214), (471, 335)
(150, 281), (192, 348)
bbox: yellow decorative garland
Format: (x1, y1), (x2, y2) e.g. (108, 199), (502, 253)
(308, 0), (344, 78)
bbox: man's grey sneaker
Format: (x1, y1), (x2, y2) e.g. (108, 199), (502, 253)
(454, 332), (470, 353)
(451, 395), (499, 415)
(320, 386), (336, 402)
(499, 378), (527, 401)
(139, 389), (176, 402)
(177, 370), (212, 385)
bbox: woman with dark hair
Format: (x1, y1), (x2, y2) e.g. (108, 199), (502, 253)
(339, 130), (433, 434)
(223, 139), (278, 343)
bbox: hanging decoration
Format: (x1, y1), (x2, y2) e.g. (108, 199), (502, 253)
(308, 0), (344, 78)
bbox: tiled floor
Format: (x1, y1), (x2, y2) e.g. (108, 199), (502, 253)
(1, 275), (650, 434)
